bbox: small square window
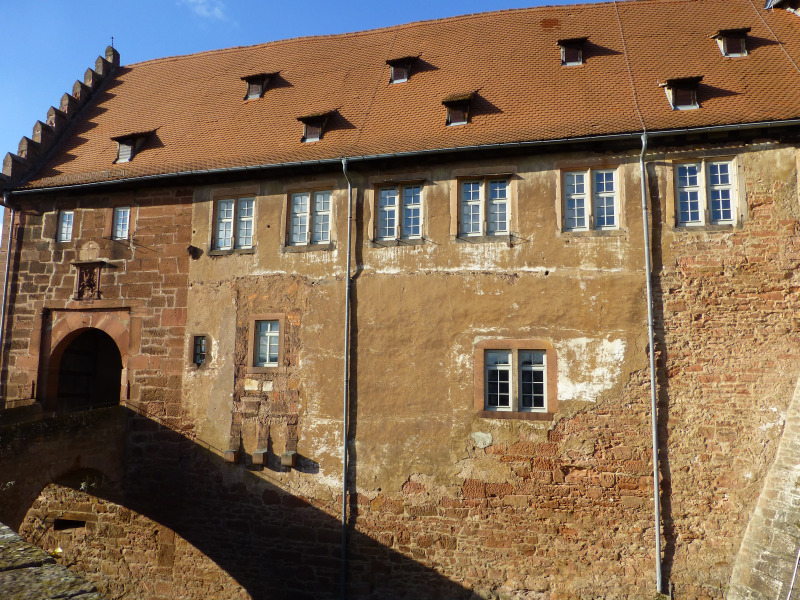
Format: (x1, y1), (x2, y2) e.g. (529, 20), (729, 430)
(57, 210), (74, 242)
(213, 196), (255, 250)
(112, 206), (130, 240)
(193, 335), (207, 366)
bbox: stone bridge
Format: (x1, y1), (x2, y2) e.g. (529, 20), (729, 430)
(0, 404), (471, 600)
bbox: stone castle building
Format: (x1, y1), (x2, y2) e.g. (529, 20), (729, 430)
(1, 0), (800, 598)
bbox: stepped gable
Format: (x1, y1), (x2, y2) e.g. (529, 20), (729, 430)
(8, 0), (800, 191)
(1, 46), (120, 186)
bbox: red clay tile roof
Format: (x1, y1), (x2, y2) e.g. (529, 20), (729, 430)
(15, 0), (800, 189)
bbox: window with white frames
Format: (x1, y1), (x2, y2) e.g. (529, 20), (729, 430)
(485, 349), (546, 412)
(289, 191), (331, 246)
(214, 197), (255, 250)
(377, 184), (422, 240)
(254, 320), (279, 367)
(460, 178), (509, 237)
(563, 169), (619, 231)
(112, 206), (130, 240)
(675, 160), (736, 226)
(57, 211), (74, 242)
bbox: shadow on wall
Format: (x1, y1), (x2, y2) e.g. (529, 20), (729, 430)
(0, 405), (471, 600)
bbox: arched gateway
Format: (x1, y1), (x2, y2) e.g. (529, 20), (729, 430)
(55, 328), (122, 412)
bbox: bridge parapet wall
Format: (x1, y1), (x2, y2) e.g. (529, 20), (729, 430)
(0, 405), (126, 529)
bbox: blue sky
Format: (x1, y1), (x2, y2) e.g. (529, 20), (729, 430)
(0, 0), (595, 174)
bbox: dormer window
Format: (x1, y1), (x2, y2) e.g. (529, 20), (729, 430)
(387, 57), (415, 83)
(442, 92), (474, 126)
(711, 28), (750, 57)
(111, 131), (154, 163)
(241, 73), (276, 100)
(558, 37), (587, 66)
(297, 111), (333, 143)
(660, 77), (703, 110)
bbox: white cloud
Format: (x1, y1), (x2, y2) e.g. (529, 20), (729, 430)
(180, 0), (226, 20)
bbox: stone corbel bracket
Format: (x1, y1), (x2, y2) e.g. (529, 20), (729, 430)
(2, 46), (120, 185)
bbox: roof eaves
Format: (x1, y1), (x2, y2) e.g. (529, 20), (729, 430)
(14, 118), (800, 195)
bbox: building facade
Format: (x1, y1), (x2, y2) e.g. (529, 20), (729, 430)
(2, 1), (800, 599)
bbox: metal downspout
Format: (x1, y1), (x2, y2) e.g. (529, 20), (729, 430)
(639, 133), (663, 592)
(0, 192), (15, 403)
(340, 158), (354, 600)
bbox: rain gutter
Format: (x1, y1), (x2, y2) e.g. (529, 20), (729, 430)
(8, 118), (800, 196)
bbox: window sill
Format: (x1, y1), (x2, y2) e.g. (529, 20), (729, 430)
(208, 246), (257, 257)
(671, 224), (737, 232)
(246, 365), (284, 375)
(477, 410), (553, 422)
(281, 242), (335, 253)
(560, 229), (627, 238)
(370, 238), (425, 248)
(454, 234), (513, 244)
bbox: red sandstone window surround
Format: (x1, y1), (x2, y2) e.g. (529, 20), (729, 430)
(474, 339), (557, 421)
(246, 313), (286, 374)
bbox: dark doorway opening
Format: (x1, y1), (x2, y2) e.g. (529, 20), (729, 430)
(57, 329), (122, 412)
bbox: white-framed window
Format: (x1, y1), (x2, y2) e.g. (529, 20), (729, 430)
(460, 178), (509, 237)
(57, 211), (74, 242)
(254, 320), (280, 367)
(675, 160), (736, 226)
(377, 184), (422, 240)
(214, 197), (255, 250)
(112, 206), (130, 240)
(289, 191), (332, 245)
(485, 349), (546, 412)
(563, 169), (619, 231)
